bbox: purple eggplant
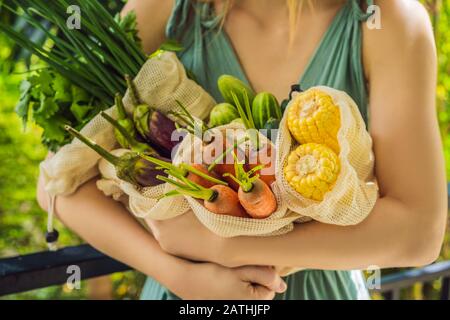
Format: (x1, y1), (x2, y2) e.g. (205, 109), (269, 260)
(125, 75), (177, 157)
(65, 126), (167, 188)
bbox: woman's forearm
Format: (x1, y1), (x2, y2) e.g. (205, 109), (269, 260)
(40, 177), (189, 289)
(224, 196), (445, 270)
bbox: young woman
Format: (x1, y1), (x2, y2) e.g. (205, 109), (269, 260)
(37, 0), (447, 300)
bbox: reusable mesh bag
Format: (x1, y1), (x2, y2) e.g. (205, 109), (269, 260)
(169, 122), (299, 237)
(41, 52), (216, 199)
(96, 149), (190, 220)
(275, 86), (379, 226)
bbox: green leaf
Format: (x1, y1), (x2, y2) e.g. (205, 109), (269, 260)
(52, 73), (72, 103)
(159, 39), (184, 52)
(15, 80), (32, 126)
(36, 69), (54, 96)
(70, 102), (93, 123)
(33, 113), (68, 144)
(71, 85), (90, 104)
(34, 94), (59, 119)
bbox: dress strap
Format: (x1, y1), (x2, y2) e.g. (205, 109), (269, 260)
(350, 0), (375, 21)
(166, 0), (222, 40)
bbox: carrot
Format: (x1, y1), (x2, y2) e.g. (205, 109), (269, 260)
(206, 136), (248, 191)
(224, 155), (277, 219)
(228, 90), (276, 186)
(184, 163), (221, 189)
(246, 142), (276, 186)
(237, 179), (277, 219)
(204, 185), (248, 218)
(157, 170), (248, 218)
(140, 154), (227, 188)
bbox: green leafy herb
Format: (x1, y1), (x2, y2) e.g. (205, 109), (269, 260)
(17, 68), (107, 151)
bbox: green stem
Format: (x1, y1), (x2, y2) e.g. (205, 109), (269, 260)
(125, 75), (141, 107)
(243, 89), (256, 129)
(180, 164), (227, 186)
(231, 91), (252, 129)
(115, 94), (128, 120)
(208, 137), (249, 171)
(140, 154), (183, 173)
(230, 91), (260, 150)
(224, 153), (259, 193)
(175, 100), (209, 133)
(100, 112), (154, 154)
(65, 125), (119, 165)
(157, 176), (216, 201)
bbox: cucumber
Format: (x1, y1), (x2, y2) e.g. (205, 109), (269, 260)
(218, 75), (255, 109)
(208, 103), (240, 127)
(262, 118), (280, 141)
(251, 92), (281, 129)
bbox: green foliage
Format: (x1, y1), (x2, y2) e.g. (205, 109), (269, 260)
(17, 69), (105, 151)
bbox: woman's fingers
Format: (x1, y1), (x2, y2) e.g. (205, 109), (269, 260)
(235, 266), (287, 294)
(249, 284), (276, 300)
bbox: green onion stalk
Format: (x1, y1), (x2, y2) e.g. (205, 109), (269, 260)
(0, 0), (147, 105)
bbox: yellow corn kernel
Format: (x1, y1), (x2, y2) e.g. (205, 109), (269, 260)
(287, 88), (341, 153)
(284, 143), (340, 201)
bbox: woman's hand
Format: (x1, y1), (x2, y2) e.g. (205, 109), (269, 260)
(172, 262), (286, 300)
(146, 211), (227, 265)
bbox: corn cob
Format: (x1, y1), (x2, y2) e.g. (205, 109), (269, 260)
(287, 89), (341, 153)
(284, 143), (340, 201)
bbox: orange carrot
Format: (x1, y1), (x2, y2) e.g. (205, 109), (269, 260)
(205, 185), (248, 218)
(238, 179), (277, 219)
(157, 171), (248, 218)
(185, 164), (221, 189)
(246, 142), (276, 186)
(224, 155), (277, 219)
(206, 136), (248, 191)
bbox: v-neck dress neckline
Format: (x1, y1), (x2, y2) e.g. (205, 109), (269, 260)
(212, 1), (352, 92)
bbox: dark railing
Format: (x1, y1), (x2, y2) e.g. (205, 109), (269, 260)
(372, 261), (450, 300)
(1, 244), (449, 299)
(0, 245), (130, 296)
(1, 186), (449, 299)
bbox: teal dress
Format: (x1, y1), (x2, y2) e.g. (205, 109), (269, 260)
(141, 0), (373, 300)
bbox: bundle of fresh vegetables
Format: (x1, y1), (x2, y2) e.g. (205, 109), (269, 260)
(209, 75), (282, 132)
(4, 1), (379, 256)
(0, 0), (147, 151)
(40, 50), (215, 212)
(275, 86), (378, 226)
(4, 0), (241, 248)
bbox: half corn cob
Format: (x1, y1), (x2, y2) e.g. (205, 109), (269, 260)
(287, 89), (341, 153)
(284, 143), (340, 201)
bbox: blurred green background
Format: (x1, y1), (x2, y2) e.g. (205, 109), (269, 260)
(0, 0), (449, 300)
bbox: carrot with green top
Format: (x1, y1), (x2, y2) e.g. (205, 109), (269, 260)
(230, 90), (276, 187)
(157, 170), (248, 218)
(224, 155), (277, 219)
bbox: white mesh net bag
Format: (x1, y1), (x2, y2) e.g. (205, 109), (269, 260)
(96, 149), (190, 220)
(275, 86), (379, 226)
(41, 52), (216, 199)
